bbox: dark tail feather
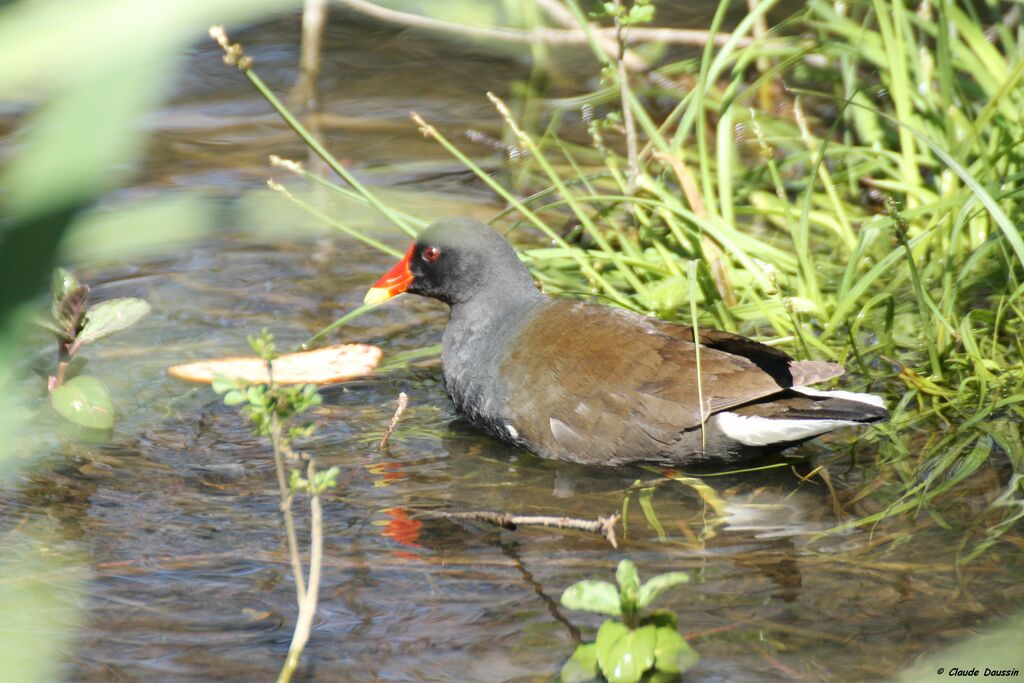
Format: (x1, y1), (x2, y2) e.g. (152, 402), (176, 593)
(735, 390), (889, 423)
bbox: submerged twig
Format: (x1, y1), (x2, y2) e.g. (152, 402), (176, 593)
(434, 510), (621, 548)
(378, 392), (409, 449)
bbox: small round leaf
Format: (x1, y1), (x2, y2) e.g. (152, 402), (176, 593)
(50, 375), (114, 430)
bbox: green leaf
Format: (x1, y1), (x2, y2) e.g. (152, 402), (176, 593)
(653, 626), (699, 675)
(313, 466), (340, 492)
(246, 385), (267, 406)
(52, 268), (80, 303)
(77, 298), (151, 345)
(50, 375), (114, 429)
(616, 559), (640, 609)
(289, 469), (307, 492)
(561, 580), (622, 616)
(616, 560), (640, 593)
(595, 622), (656, 683)
(211, 374), (240, 395)
(223, 390), (246, 406)
(560, 643), (598, 683)
(637, 572), (689, 610)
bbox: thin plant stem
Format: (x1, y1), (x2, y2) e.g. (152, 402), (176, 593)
(612, 0), (640, 192)
(277, 459), (324, 683)
(267, 180), (404, 258)
(270, 415), (306, 605)
(209, 26), (416, 237)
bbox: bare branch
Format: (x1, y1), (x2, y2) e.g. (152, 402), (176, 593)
(378, 391), (409, 449)
(335, 0), (750, 49)
(435, 510), (621, 548)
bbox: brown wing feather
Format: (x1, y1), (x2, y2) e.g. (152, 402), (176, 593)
(498, 300), (839, 463)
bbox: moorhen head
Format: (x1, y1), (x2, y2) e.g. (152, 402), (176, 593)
(365, 218), (887, 466)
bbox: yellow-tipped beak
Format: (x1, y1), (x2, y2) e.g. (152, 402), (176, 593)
(363, 286), (398, 306)
(364, 243), (415, 306)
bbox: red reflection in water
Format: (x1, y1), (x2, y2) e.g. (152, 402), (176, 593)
(380, 506), (423, 551)
(368, 461), (406, 485)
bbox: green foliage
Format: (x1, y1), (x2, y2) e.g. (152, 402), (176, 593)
(40, 267), (149, 429)
(560, 560), (697, 682)
(213, 373), (322, 440)
(248, 327), (279, 362)
(212, 330), (330, 496)
(592, 0), (655, 27)
(289, 465), (340, 494)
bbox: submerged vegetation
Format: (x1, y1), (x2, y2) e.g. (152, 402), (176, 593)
(218, 0), (1024, 561)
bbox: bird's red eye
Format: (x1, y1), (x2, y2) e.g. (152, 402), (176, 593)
(422, 246), (442, 263)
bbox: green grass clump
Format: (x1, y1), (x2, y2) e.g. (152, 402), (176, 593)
(220, 0), (1024, 557)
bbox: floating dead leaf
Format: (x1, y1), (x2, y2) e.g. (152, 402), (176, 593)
(167, 343), (382, 385)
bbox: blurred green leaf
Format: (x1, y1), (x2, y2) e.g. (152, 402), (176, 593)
(223, 390), (246, 406)
(560, 643), (598, 683)
(652, 626), (698, 674)
(595, 622), (656, 683)
(0, 0), (297, 98)
(211, 374), (240, 395)
(0, 545), (83, 683)
(893, 610), (1024, 682)
(637, 572), (689, 610)
(50, 375), (114, 429)
(616, 559), (640, 604)
(78, 297), (150, 345)
(561, 580), (622, 616)
(51, 268), (79, 304)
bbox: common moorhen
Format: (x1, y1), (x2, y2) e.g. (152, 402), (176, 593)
(365, 218), (887, 466)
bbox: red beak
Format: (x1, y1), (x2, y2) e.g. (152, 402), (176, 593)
(364, 243), (415, 305)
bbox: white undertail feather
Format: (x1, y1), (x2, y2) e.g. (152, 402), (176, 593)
(713, 387), (885, 447)
(791, 386), (887, 408)
(713, 413), (857, 447)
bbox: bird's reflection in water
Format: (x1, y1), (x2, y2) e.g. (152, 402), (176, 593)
(367, 418), (823, 608)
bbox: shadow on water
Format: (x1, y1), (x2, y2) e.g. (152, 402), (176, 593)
(2, 9), (1023, 683)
